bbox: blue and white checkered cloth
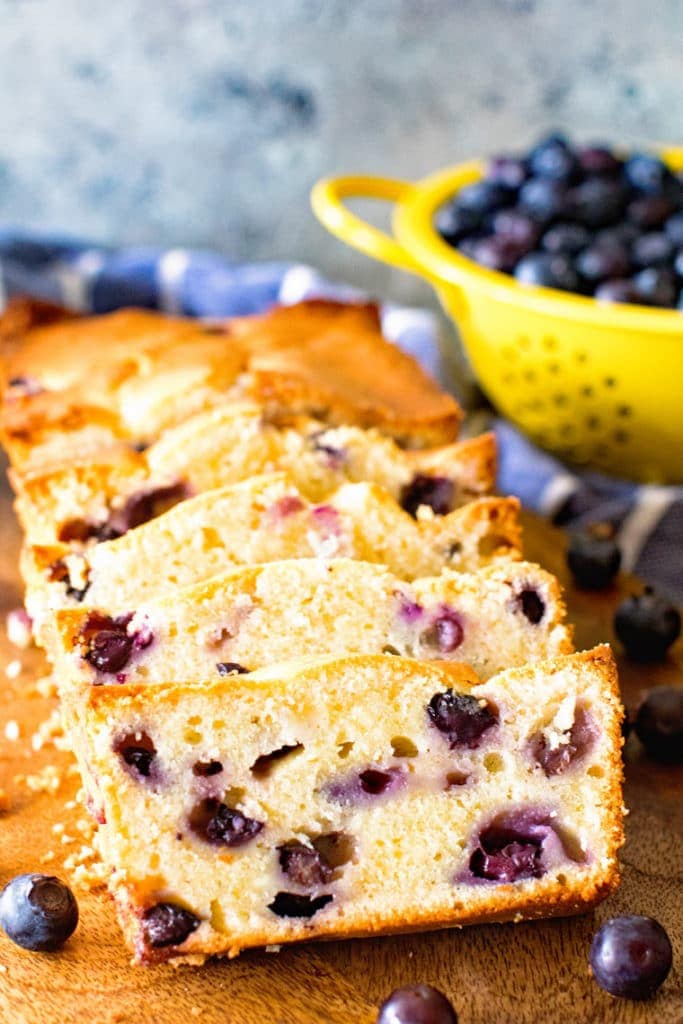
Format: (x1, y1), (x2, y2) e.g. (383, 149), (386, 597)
(0, 231), (681, 602)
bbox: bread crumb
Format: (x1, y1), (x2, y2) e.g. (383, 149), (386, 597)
(0, 963), (7, 973)
(16, 764), (63, 794)
(190, 1009), (201, 1018)
(265, 944), (282, 953)
(63, 843), (107, 892)
(6, 608), (33, 649)
(4, 720), (20, 741)
(5, 660), (22, 679)
(31, 708), (65, 751)
(34, 675), (58, 698)
(40, 850), (55, 864)
(52, 822), (65, 835)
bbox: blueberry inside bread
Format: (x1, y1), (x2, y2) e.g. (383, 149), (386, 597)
(53, 558), (571, 688)
(78, 648), (623, 964)
(23, 476), (520, 652)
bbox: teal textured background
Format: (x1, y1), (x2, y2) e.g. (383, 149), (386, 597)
(0, 0), (680, 304)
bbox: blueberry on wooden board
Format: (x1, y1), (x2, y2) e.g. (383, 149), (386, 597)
(0, 874), (78, 951)
(614, 588), (681, 662)
(376, 984), (458, 1024)
(634, 686), (683, 763)
(589, 915), (672, 999)
(567, 532), (621, 590)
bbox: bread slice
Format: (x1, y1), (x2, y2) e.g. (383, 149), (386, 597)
(22, 476), (520, 650)
(11, 407), (495, 545)
(229, 299), (462, 446)
(52, 557), (570, 686)
(0, 299), (461, 473)
(73, 647), (624, 964)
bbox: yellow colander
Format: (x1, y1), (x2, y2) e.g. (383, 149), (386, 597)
(311, 150), (683, 484)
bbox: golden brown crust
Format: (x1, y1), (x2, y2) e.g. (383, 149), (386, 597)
(0, 298), (462, 458)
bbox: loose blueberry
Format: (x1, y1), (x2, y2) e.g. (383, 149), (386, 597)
(541, 222), (591, 256)
(594, 279), (640, 305)
(486, 155), (528, 190)
(490, 208), (540, 249)
(518, 588), (545, 624)
(632, 232), (675, 269)
(434, 203), (481, 245)
(113, 731), (157, 779)
(216, 662), (249, 676)
(577, 243), (631, 284)
(427, 690), (497, 748)
(278, 842), (333, 887)
(633, 267), (677, 307)
(596, 222), (640, 248)
(514, 252), (579, 292)
(400, 475), (454, 518)
(267, 892), (333, 918)
(376, 984), (458, 1024)
(634, 686), (683, 763)
(529, 134), (577, 182)
(568, 178), (627, 229)
(567, 531), (621, 590)
(530, 704), (595, 776)
(627, 195), (674, 230)
(455, 181), (512, 217)
(0, 874), (78, 951)
(142, 902), (200, 948)
(664, 210), (683, 247)
(614, 587), (681, 662)
(189, 798), (264, 846)
(624, 153), (675, 195)
(420, 609), (464, 653)
(577, 146), (622, 176)
(589, 915), (672, 1000)
(467, 235), (530, 272)
(518, 178), (567, 225)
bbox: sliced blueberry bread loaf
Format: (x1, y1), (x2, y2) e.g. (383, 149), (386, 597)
(22, 474), (521, 646)
(52, 558), (571, 687)
(74, 647), (623, 964)
(12, 405), (495, 545)
(1, 299), (461, 473)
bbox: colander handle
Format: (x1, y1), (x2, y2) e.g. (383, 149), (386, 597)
(311, 175), (424, 276)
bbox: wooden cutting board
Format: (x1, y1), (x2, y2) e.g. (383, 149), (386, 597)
(0, 459), (680, 1024)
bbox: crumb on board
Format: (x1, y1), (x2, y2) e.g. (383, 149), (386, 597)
(33, 675), (58, 698)
(0, 964), (7, 974)
(40, 851), (55, 864)
(4, 720), (20, 741)
(31, 708), (67, 751)
(14, 764), (63, 794)
(5, 659), (22, 679)
(265, 944), (282, 953)
(6, 608), (33, 649)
